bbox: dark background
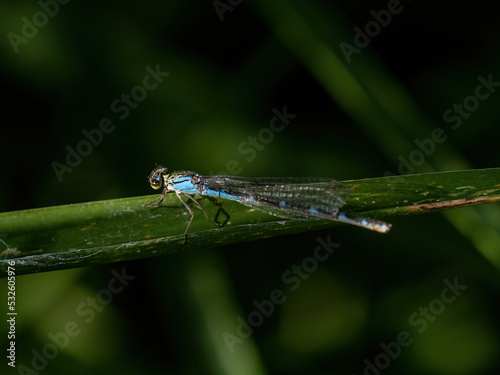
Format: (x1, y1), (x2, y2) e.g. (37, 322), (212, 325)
(1, 1), (500, 374)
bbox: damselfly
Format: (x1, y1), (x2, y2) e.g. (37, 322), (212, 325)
(142, 166), (391, 243)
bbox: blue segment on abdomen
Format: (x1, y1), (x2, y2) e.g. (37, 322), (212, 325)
(203, 188), (241, 200)
(308, 207), (320, 214)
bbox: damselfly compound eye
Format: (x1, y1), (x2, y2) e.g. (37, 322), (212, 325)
(148, 166), (168, 190)
(150, 176), (162, 189)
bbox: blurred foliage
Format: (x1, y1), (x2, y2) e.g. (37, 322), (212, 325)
(1, 0), (500, 374)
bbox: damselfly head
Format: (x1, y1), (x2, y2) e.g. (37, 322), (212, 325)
(148, 166), (168, 190)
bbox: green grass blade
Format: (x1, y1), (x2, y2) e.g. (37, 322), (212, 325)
(1, 168), (500, 278)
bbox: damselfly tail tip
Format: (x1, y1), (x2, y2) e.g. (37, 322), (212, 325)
(337, 212), (391, 233)
(372, 221), (392, 233)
